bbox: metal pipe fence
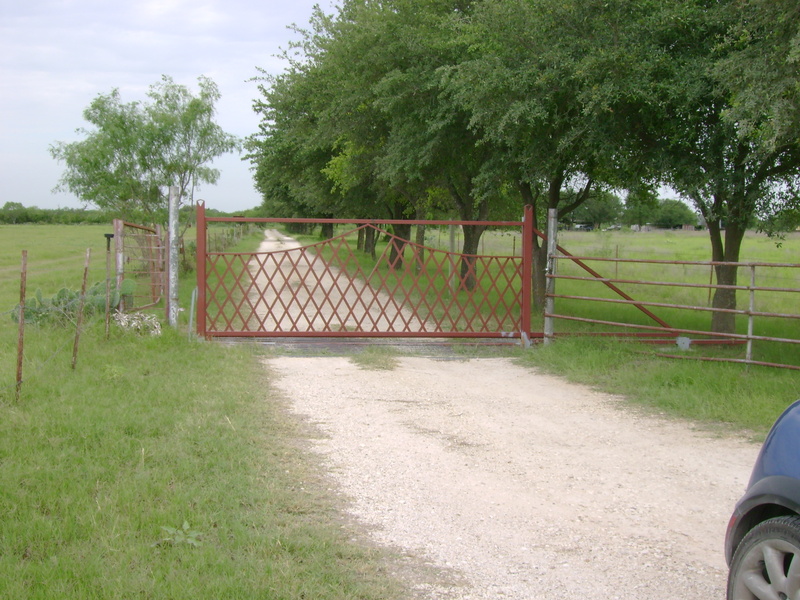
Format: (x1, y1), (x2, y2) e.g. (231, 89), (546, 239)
(544, 252), (800, 370)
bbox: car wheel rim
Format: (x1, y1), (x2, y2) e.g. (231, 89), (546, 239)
(732, 539), (800, 600)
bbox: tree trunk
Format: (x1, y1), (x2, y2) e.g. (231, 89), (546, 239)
(388, 223), (412, 270)
(357, 227), (365, 251)
(708, 218), (745, 334)
(532, 243), (548, 312)
(414, 204), (427, 274)
(364, 226), (377, 260)
(320, 222), (334, 239)
(459, 224), (487, 291)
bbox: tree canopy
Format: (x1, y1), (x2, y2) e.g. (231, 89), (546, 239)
(249, 0), (800, 330)
(51, 76), (240, 222)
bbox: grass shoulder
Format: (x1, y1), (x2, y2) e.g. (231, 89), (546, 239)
(0, 323), (405, 599)
(515, 335), (799, 439)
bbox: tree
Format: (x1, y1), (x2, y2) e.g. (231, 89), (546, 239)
(569, 190), (623, 229)
(444, 0), (658, 308)
(622, 185), (660, 229)
(50, 76), (240, 222)
(640, 1), (800, 333)
(715, 0), (800, 155)
(652, 199), (698, 229)
(250, 0), (499, 287)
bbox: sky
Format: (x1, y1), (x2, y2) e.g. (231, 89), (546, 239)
(0, 0), (334, 214)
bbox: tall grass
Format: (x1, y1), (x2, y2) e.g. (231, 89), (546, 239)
(2, 223), (798, 600)
(516, 335), (800, 437)
(0, 224), (404, 599)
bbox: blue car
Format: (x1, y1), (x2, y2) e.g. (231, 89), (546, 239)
(725, 399), (800, 599)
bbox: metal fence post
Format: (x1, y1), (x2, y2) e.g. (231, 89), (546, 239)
(746, 264), (756, 367)
(104, 233), (114, 338)
(196, 201), (207, 338)
(114, 219), (124, 295)
(520, 205), (533, 346)
(544, 208), (558, 345)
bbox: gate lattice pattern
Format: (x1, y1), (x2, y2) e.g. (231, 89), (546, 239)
(197, 207), (534, 339)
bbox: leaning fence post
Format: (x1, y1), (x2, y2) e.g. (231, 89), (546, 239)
(543, 208), (558, 346)
(72, 248), (91, 370)
(16, 250), (27, 401)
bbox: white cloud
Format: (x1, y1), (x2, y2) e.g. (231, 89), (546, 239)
(0, 0), (334, 211)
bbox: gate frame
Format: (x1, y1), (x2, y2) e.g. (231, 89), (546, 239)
(113, 219), (166, 312)
(196, 202), (535, 341)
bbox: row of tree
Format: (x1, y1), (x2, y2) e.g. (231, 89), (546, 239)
(0, 202), (254, 225)
(0, 202), (109, 225)
(247, 0), (800, 333)
(571, 194), (700, 231)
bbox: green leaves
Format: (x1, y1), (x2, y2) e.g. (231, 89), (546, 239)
(50, 76), (240, 222)
(12, 281), (126, 326)
(154, 521), (203, 548)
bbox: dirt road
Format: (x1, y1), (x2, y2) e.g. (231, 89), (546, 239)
(266, 355), (758, 599)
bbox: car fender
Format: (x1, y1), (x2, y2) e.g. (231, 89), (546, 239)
(748, 400), (800, 486)
(725, 475), (800, 564)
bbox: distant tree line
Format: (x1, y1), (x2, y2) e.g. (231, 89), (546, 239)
(0, 202), (109, 225)
(0, 201), (251, 225)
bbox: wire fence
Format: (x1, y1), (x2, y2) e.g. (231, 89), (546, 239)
(4, 221), (262, 400)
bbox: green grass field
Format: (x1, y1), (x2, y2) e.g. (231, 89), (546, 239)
(0, 225), (403, 599)
(1, 223), (799, 598)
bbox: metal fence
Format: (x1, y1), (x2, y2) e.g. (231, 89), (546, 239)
(544, 238), (800, 370)
(195, 203), (535, 341)
(113, 220), (166, 311)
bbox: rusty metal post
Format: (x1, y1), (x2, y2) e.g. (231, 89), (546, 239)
(544, 208), (558, 345)
(520, 205), (534, 346)
(196, 201), (207, 338)
(16, 250), (27, 401)
(104, 233), (114, 339)
(72, 248), (91, 370)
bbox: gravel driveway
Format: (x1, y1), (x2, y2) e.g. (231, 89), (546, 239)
(266, 355), (758, 599)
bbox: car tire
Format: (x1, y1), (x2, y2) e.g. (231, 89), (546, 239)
(727, 515), (800, 600)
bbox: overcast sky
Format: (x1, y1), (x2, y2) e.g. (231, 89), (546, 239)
(0, 0), (334, 213)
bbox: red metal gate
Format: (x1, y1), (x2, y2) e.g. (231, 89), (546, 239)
(196, 203), (535, 341)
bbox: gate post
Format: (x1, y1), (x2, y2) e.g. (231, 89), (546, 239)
(113, 219), (124, 294)
(196, 201), (207, 338)
(544, 208), (558, 345)
(520, 205), (534, 346)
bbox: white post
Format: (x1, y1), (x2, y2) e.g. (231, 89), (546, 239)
(168, 185), (180, 328)
(543, 208), (558, 345)
(746, 265), (756, 367)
